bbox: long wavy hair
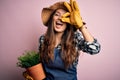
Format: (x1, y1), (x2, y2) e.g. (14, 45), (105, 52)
(40, 9), (79, 68)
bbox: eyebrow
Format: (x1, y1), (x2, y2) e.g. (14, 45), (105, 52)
(55, 11), (60, 14)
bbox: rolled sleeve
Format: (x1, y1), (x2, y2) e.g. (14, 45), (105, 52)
(79, 39), (101, 55)
(74, 31), (101, 55)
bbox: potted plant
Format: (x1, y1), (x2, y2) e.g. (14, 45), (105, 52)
(17, 51), (46, 80)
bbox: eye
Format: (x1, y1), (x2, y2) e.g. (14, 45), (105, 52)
(54, 13), (59, 16)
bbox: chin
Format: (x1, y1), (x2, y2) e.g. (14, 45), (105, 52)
(54, 29), (63, 33)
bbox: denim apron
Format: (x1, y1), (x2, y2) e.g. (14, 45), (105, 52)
(43, 47), (78, 80)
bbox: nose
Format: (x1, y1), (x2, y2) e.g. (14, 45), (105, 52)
(58, 16), (63, 22)
(58, 15), (62, 20)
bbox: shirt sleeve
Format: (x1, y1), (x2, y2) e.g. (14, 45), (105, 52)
(38, 35), (45, 51)
(74, 31), (101, 55)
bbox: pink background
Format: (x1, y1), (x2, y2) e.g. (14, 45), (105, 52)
(0, 0), (120, 80)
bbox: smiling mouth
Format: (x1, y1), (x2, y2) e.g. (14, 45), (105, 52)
(56, 21), (63, 26)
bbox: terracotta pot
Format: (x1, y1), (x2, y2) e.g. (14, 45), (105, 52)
(27, 63), (46, 80)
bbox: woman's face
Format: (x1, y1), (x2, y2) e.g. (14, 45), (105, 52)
(53, 9), (67, 33)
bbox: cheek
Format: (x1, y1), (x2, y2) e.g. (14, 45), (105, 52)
(53, 16), (57, 23)
(53, 16), (57, 21)
(64, 23), (67, 28)
(52, 18), (56, 26)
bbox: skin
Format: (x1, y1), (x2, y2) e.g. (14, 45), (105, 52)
(53, 9), (67, 33)
(79, 25), (94, 42)
(52, 9), (67, 47)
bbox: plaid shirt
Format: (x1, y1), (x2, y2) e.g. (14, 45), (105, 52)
(39, 31), (101, 55)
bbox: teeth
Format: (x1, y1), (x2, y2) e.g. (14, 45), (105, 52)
(56, 21), (63, 25)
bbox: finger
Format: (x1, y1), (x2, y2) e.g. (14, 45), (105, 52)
(73, 1), (79, 11)
(70, 0), (75, 11)
(64, 2), (72, 12)
(23, 71), (33, 80)
(62, 12), (70, 18)
(61, 18), (71, 24)
(26, 76), (33, 80)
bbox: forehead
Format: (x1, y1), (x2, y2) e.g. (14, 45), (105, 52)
(55, 9), (67, 14)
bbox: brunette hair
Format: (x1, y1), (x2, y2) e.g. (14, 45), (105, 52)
(40, 9), (78, 68)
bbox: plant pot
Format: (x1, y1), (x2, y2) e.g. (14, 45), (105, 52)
(27, 63), (46, 80)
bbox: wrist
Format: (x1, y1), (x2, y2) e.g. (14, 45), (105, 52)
(79, 25), (87, 31)
(79, 22), (87, 31)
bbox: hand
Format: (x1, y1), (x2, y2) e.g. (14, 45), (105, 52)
(23, 71), (34, 80)
(61, 0), (84, 29)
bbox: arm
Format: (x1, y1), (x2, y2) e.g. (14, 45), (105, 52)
(61, 0), (101, 54)
(75, 30), (101, 55)
(22, 35), (46, 80)
(79, 25), (94, 42)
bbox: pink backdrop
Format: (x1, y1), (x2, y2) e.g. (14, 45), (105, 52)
(0, 0), (120, 80)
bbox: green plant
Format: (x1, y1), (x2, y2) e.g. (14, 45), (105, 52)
(17, 51), (40, 68)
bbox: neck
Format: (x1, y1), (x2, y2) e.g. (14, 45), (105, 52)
(55, 33), (63, 47)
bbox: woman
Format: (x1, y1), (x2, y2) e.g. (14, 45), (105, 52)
(24, 0), (101, 80)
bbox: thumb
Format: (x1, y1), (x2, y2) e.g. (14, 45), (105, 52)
(61, 17), (71, 24)
(62, 12), (70, 18)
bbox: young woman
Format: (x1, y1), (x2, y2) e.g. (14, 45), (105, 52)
(24, 0), (101, 80)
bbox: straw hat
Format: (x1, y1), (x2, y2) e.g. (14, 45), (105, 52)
(41, 2), (68, 26)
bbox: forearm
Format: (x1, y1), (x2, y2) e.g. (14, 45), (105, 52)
(79, 25), (94, 42)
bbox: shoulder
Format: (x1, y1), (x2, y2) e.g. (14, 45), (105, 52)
(39, 34), (45, 44)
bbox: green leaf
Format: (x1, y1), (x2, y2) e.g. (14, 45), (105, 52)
(16, 51), (40, 68)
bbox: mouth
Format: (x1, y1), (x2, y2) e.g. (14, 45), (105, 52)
(56, 21), (63, 26)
